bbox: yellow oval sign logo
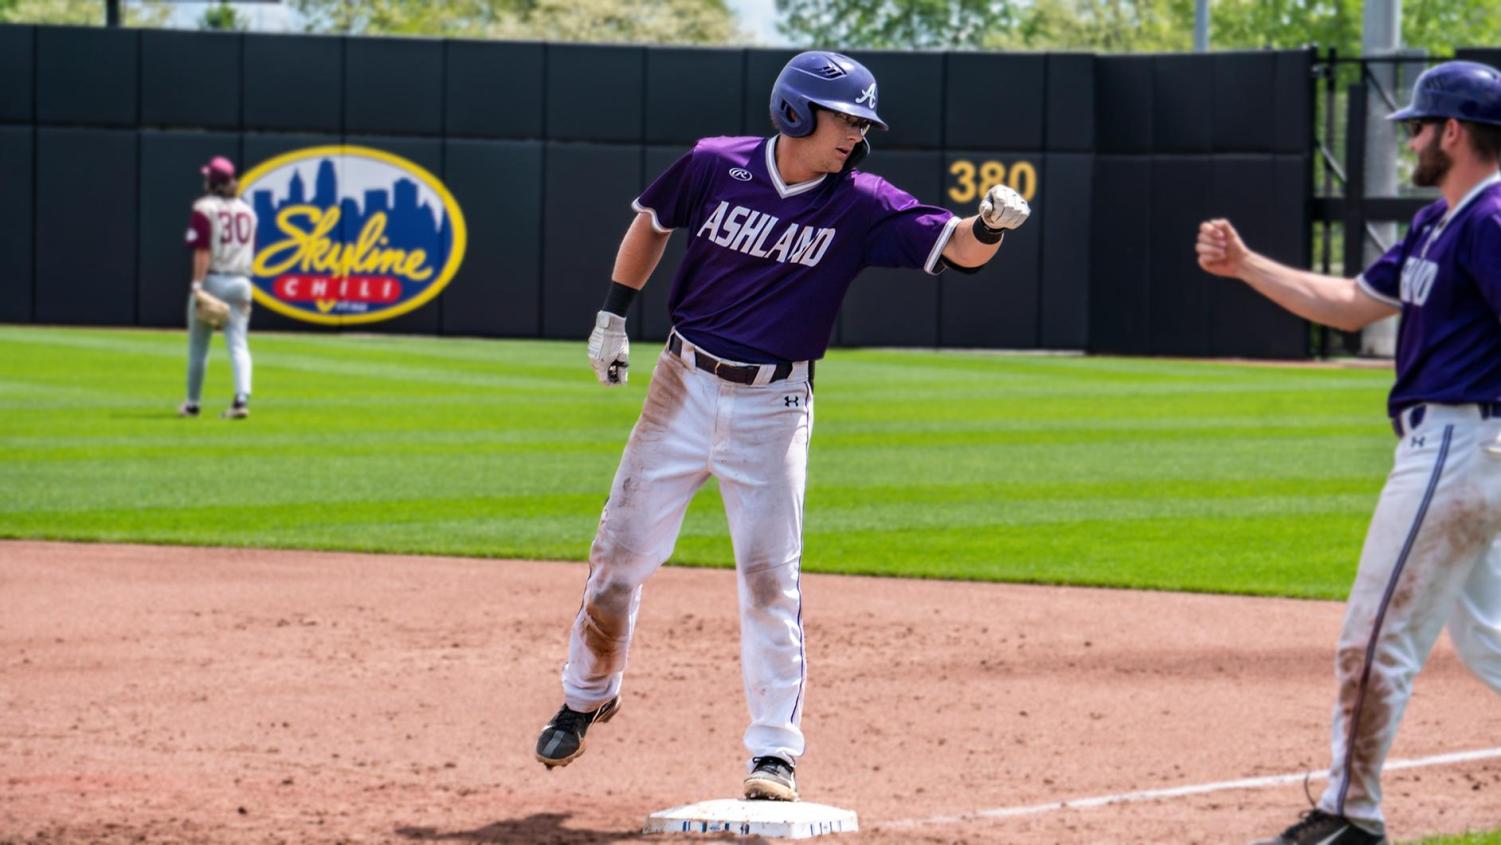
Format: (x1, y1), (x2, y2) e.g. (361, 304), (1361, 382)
(238, 145), (467, 325)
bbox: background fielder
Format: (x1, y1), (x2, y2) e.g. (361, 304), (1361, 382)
(1198, 61), (1501, 845)
(534, 51), (1029, 801)
(180, 156), (257, 420)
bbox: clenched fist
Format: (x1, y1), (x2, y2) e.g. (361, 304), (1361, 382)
(978, 184), (1030, 231)
(587, 310), (630, 386)
(1196, 219), (1251, 279)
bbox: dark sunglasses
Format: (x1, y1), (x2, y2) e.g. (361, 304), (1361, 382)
(1403, 118), (1442, 139)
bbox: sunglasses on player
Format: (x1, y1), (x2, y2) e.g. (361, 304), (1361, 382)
(828, 111), (874, 136)
(1402, 118), (1442, 139)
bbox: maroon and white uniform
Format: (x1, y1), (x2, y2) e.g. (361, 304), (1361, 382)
(185, 195), (257, 276)
(183, 191), (257, 407)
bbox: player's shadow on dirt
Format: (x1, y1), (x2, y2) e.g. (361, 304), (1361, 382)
(395, 814), (643, 844)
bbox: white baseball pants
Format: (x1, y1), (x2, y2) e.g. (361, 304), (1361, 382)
(561, 342), (815, 766)
(185, 273), (253, 403)
(1320, 403), (1501, 834)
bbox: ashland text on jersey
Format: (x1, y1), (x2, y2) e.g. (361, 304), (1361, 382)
(633, 135), (958, 364)
(694, 202), (837, 267)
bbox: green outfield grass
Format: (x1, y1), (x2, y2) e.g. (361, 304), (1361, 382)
(0, 325), (1401, 600)
(1411, 835), (1501, 845)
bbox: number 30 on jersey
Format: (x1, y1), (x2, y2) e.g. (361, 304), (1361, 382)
(947, 159), (1038, 204)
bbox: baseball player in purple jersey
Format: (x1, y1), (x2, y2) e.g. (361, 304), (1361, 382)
(534, 51), (1030, 800)
(1198, 61), (1501, 845)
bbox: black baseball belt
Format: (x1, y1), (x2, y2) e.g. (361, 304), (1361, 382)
(667, 333), (798, 385)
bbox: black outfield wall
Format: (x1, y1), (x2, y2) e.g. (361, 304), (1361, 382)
(0, 23), (1315, 358)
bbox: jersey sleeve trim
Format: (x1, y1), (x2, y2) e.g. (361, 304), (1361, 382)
(1355, 273), (1401, 308)
(631, 198), (673, 234)
(923, 216), (961, 275)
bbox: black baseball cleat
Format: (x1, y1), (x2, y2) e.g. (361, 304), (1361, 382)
(1252, 810), (1388, 845)
(177, 402), (200, 418)
(534, 697), (620, 769)
(743, 755), (798, 801)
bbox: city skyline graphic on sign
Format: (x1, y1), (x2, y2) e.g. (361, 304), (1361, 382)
(249, 157), (453, 282)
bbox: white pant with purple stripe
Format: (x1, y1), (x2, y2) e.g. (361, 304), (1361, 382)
(1320, 403), (1501, 834)
(560, 342), (814, 767)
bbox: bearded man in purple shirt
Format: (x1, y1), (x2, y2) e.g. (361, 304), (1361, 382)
(533, 51), (1030, 800)
(1198, 61), (1501, 845)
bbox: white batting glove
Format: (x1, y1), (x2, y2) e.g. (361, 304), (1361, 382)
(978, 184), (1030, 231)
(587, 310), (629, 386)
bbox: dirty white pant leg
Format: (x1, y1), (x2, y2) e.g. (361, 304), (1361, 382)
(1447, 537), (1501, 694)
(1319, 413), (1501, 833)
(561, 352), (713, 712)
(713, 373), (813, 767)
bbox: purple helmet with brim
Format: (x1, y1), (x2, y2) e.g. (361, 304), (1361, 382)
(1389, 60), (1501, 127)
(770, 51), (887, 138)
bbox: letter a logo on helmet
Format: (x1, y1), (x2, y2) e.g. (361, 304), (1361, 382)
(770, 51), (888, 138)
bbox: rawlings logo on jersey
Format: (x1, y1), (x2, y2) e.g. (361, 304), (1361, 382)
(695, 201), (835, 267)
(237, 146), (468, 325)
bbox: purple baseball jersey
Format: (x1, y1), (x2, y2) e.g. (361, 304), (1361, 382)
(633, 135), (957, 363)
(1356, 173), (1501, 417)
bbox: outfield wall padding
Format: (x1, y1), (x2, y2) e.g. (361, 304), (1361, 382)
(1039, 152), (1091, 349)
(441, 139), (544, 338)
(542, 143), (642, 339)
(444, 40), (544, 140)
(0, 127), (33, 323)
(547, 44), (644, 144)
(1148, 157), (1214, 356)
(0, 23), (1314, 358)
(34, 127), (138, 325)
(35, 26), (138, 127)
(140, 30), (242, 130)
(0, 26), (35, 124)
(345, 37), (444, 137)
(242, 34), (344, 133)
(645, 47), (746, 146)
(1088, 156), (1153, 355)
(946, 53), (1046, 151)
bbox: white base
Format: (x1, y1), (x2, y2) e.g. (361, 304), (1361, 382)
(644, 799), (858, 839)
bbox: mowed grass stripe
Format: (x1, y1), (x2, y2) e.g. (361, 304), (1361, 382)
(0, 327), (1396, 600)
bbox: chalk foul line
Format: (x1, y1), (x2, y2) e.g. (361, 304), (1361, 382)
(877, 746), (1501, 830)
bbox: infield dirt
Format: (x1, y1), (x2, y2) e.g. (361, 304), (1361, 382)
(2, 540), (1498, 844)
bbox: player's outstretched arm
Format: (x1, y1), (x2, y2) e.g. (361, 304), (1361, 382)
(1196, 218), (1397, 332)
(587, 213), (672, 387)
(943, 184), (1030, 268)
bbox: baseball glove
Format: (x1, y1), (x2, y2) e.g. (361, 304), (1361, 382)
(193, 288), (231, 329)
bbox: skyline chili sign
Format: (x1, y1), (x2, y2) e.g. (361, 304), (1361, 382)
(239, 146), (468, 325)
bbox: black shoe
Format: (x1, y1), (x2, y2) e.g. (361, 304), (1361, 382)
(743, 755), (798, 801)
(177, 402), (200, 418)
(1252, 810), (1387, 845)
(534, 697), (619, 769)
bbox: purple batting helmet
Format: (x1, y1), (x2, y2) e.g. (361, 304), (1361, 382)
(769, 51), (887, 138)
(1389, 60), (1501, 127)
